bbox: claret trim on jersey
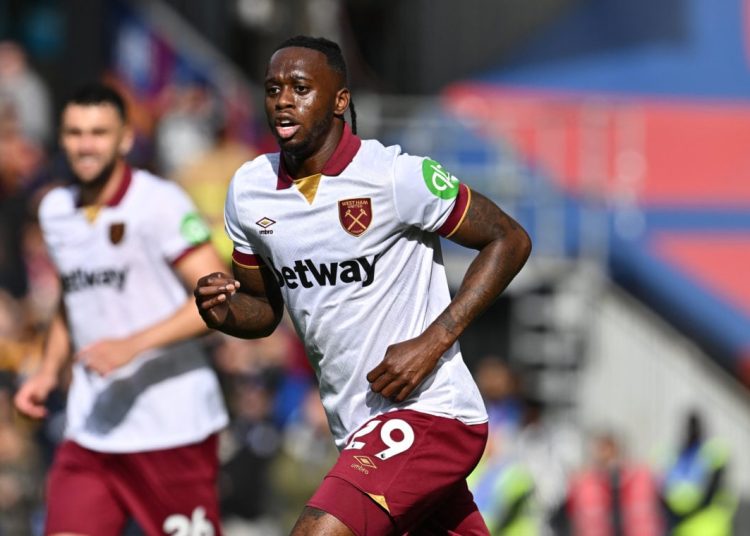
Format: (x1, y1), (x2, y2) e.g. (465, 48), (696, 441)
(437, 184), (471, 238)
(276, 122), (362, 190)
(75, 165), (133, 208)
(231, 250), (264, 269)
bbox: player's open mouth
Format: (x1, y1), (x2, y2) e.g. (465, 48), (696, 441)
(275, 119), (300, 140)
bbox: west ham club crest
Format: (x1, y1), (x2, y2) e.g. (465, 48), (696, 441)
(109, 222), (125, 245)
(338, 198), (372, 237)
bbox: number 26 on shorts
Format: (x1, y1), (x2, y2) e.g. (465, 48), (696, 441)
(344, 419), (415, 460)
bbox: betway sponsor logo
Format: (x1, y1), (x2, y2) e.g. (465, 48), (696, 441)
(61, 268), (129, 293)
(270, 254), (381, 289)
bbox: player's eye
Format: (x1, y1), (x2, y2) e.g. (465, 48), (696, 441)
(266, 86), (280, 96)
(295, 85), (310, 94)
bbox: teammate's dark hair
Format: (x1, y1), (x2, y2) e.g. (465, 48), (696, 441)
(65, 83), (128, 122)
(274, 35), (357, 134)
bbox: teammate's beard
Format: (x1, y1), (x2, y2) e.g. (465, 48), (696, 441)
(75, 155), (119, 201)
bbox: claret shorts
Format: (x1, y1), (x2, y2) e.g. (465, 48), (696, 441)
(45, 434), (221, 535)
(308, 410), (489, 535)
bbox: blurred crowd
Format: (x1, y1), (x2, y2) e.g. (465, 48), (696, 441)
(0, 39), (738, 535)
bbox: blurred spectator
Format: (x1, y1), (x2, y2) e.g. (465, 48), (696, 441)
(563, 430), (663, 536)
(0, 371), (44, 536)
(173, 121), (257, 263)
(219, 372), (283, 536)
(514, 397), (583, 536)
(0, 40), (52, 147)
(475, 356), (524, 440)
(270, 385), (338, 533)
(212, 316), (314, 428)
(660, 410), (736, 536)
(470, 358), (541, 535)
(468, 424), (541, 535)
(155, 79), (222, 176)
(0, 108), (45, 302)
(101, 74), (160, 171)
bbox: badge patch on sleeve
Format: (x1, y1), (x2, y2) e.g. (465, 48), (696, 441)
(180, 213), (211, 245)
(422, 158), (460, 199)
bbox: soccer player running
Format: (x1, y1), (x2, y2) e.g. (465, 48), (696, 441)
(15, 84), (229, 536)
(195, 36), (532, 535)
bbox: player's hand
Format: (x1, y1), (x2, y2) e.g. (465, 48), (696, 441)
(194, 272), (240, 328)
(14, 371), (58, 419)
(76, 338), (138, 376)
(366, 333), (443, 403)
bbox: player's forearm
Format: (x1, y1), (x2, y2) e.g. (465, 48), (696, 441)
(218, 292), (282, 339)
(38, 308), (72, 381)
(430, 230), (531, 351)
(129, 300), (210, 355)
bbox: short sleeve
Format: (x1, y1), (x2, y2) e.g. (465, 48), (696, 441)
(157, 182), (212, 264)
(224, 175), (255, 255)
(392, 154), (471, 237)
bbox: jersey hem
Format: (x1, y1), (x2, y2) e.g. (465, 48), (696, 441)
(66, 417), (228, 454)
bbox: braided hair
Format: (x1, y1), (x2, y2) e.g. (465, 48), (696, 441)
(274, 35), (357, 134)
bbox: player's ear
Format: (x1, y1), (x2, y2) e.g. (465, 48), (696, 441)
(334, 87), (350, 118)
(119, 124), (135, 157)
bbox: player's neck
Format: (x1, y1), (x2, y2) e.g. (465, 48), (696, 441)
(282, 120), (344, 179)
(79, 160), (127, 206)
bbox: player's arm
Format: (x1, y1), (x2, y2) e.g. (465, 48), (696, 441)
(368, 190), (531, 402)
(194, 257), (284, 339)
(77, 243), (227, 375)
(14, 299), (71, 418)
(432, 190), (531, 345)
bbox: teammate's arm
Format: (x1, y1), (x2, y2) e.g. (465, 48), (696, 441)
(367, 190), (531, 402)
(14, 299), (71, 418)
(77, 243), (228, 375)
(194, 259), (284, 339)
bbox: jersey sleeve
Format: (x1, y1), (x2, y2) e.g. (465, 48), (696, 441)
(224, 173), (266, 268)
(158, 182), (212, 264)
(392, 154), (471, 237)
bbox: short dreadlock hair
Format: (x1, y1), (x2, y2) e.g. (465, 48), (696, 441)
(274, 35), (357, 134)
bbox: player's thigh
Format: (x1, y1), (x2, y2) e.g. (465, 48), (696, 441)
(408, 481), (490, 536)
(113, 434), (222, 536)
(290, 505), (361, 536)
(45, 441), (128, 536)
(307, 476), (398, 535)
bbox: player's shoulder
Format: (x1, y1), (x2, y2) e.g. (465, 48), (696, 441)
(357, 138), (427, 180)
(131, 168), (182, 196)
(231, 152), (278, 183)
(38, 183), (76, 222)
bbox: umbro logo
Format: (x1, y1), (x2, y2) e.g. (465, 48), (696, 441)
(256, 217), (276, 235)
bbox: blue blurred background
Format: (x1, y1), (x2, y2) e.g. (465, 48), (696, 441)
(1, 0), (749, 534)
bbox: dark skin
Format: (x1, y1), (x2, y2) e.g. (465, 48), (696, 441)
(194, 46), (532, 536)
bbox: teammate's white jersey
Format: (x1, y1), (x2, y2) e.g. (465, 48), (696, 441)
(225, 124), (487, 448)
(39, 168), (228, 453)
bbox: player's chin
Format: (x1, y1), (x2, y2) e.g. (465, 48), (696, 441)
(276, 135), (309, 155)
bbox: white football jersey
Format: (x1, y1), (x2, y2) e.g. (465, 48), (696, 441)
(225, 125), (487, 448)
(39, 168), (228, 453)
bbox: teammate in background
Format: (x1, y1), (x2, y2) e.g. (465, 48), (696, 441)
(195, 35), (532, 535)
(14, 83), (229, 536)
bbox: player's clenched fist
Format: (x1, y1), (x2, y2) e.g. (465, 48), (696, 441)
(194, 272), (240, 328)
(15, 372), (57, 419)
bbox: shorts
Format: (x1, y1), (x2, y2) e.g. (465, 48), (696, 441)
(45, 435), (221, 536)
(308, 410), (489, 535)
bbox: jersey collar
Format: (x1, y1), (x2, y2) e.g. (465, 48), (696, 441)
(276, 122), (361, 190)
(75, 164), (133, 207)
